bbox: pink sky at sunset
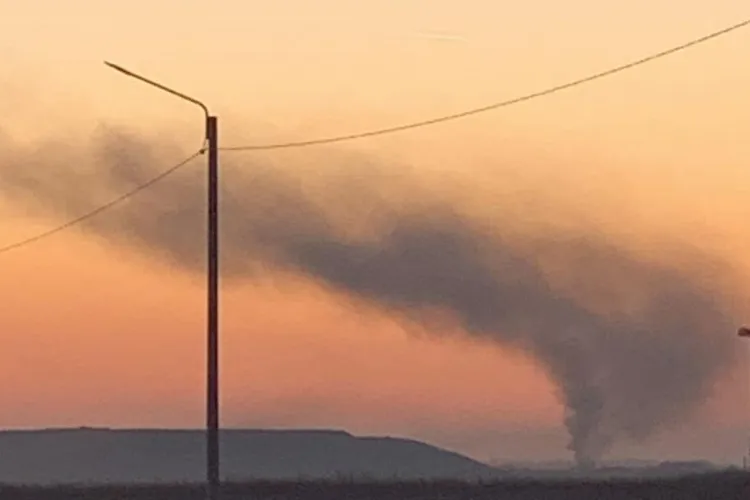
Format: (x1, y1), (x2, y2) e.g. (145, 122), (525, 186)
(2, 0), (750, 464)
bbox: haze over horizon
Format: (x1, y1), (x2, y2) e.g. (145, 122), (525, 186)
(2, 0), (750, 467)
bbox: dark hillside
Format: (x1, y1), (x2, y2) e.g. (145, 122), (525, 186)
(0, 428), (495, 484)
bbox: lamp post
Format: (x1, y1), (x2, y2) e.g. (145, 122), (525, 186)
(738, 326), (750, 470)
(105, 62), (221, 500)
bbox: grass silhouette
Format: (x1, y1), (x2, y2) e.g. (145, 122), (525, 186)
(2, 471), (749, 499)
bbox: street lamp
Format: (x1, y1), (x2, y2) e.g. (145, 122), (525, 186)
(738, 326), (750, 470)
(105, 62), (221, 500)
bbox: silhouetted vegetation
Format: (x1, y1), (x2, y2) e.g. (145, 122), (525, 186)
(3, 471), (749, 500)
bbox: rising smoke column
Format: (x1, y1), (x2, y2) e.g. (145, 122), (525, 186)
(0, 127), (738, 466)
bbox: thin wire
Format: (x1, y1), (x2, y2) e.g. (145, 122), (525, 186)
(2, 19), (748, 255)
(221, 17), (750, 152)
(0, 151), (203, 256)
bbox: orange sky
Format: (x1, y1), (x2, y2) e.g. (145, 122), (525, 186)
(2, 0), (750, 463)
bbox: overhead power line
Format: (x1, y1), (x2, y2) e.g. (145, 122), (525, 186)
(1, 17), (748, 257)
(0, 151), (202, 256)
(221, 17), (750, 152)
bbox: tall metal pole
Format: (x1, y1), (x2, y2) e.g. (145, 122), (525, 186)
(738, 326), (750, 470)
(104, 62), (221, 500)
(206, 115), (220, 499)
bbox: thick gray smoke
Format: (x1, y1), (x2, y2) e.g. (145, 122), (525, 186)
(0, 127), (738, 466)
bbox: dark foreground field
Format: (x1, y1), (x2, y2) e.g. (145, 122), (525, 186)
(3, 472), (750, 500)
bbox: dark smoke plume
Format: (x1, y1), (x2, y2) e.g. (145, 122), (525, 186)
(0, 127), (738, 466)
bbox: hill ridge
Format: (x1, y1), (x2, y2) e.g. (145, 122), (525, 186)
(0, 428), (494, 485)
